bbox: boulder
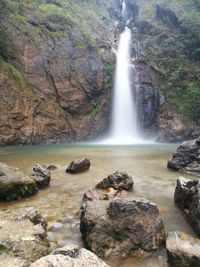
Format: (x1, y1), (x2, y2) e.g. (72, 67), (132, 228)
(166, 231), (200, 267)
(0, 208), (50, 264)
(0, 162), (38, 201)
(48, 165), (58, 171)
(96, 171), (133, 190)
(80, 197), (165, 259)
(174, 177), (200, 235)
(66, 158), (90, 174)
(167, 138), (200, 176)
(31, 164), (51, 188)
(30, 244), (110, 267)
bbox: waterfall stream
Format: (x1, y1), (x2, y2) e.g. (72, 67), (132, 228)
(104, 1), (142, 145)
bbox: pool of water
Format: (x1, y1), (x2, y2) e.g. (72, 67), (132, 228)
(0, 143), (195, 266)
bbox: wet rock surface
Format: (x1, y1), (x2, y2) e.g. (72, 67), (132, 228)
(0, 208), (50, 265)
(31, 164), (51, 188)
(80, 197), (165, 259)
(66, 158), (90, 174)
(0, 162), (38, 201)
(167, 138), (200, 176)
(174, 177), (200, 235)
(96, 171), (133, 190)
(166, 231), (200, 267)
(30, 244), (110, 267)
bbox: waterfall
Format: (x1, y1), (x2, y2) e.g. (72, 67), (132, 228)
(104, 1), (141, 145)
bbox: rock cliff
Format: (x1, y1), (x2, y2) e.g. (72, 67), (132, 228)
(0, 0), (200, 145)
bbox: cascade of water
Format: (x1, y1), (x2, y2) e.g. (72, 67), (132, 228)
(104, 1), (142, 145)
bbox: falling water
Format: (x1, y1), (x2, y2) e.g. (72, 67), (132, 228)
(98, 1), (146, 145)
(109, 26), (139, 144)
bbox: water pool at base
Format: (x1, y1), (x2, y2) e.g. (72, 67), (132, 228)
(0, 143), (195, 266)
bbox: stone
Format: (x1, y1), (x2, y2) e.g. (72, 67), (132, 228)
(0, 162), (38, 201)
(30, 244), (110, 267)
(0, 208), (50, 264)
(31, 164), (51, 188)
(48, 165), (58, 171)
(166, 231), (200, 267)
(96, 171), (133, 190)
(83, 189), (109, 203)
(80, 197), (165, 259)
(66, 158), (90, 174)
(167, 139), (200, 176)
(174, 177), (200, 235)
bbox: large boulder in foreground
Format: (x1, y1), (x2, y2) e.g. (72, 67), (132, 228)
(0, 162), (38, 201)
(31, 164), (51, 189)
(30, 244), (110, 267)
(80, 197), (165, 259)
(167, 138), (200, 176)
(0, 208), (50, 264)
(96, 171), (133, 190)
(174, 177), (200, 235)
(166, 231), (200, 267)
(66, 158), (91, 174)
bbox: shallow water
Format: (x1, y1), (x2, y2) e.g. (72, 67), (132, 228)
(0, 143), (196, 266)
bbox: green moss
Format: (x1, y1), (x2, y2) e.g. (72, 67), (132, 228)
(103, 59), (114, 92)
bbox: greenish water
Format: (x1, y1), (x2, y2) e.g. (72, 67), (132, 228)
(0, 143), (195, 267)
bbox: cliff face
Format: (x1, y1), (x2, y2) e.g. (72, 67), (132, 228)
(0, 0), (117, 145)
(0, 0), (200, 145)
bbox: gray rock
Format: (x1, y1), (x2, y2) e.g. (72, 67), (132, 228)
(0, 208), (50, 264)
(30, 244), (110, 267)
(48, 165), (58, 171)
(96, 171), (133, 190)
(66, 158), (90, 174)
(80, 197), (165, 259)
(174, 177), (200, 235)
(166, 231), (200, 267)
(167, 139), (200, 176)
(31, 164), (51, 188)
(0, 162), (38, 201)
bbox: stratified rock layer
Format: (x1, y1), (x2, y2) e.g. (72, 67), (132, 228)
(80, 197), (165, 259)
(166, 231), (200, 267)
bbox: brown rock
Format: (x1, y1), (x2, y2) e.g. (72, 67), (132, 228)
(66, 158), (90, 174)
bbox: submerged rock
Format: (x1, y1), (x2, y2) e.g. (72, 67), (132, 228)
(96, 171), (133, 190)
(48, 165), (58, 171)
(66, 158), (90, 174)
(167, 138), (200, 176)
(31, 164), (51, 188)
(80, 197), (165, 259)
(174, 177), (200, 235)
(30, 244), (110, 267)
(0, 208), (50, 264)
(166, 231), (200, 267)
(0, 162), (38, 201)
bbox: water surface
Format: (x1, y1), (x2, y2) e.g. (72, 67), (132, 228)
(0, 143), (195, 266)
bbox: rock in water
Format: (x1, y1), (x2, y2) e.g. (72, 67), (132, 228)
(30, 244), (110, 267)
(167, 138), (200, 176)
(80, 197), (165, 259)
(166, 231), (200, 267)
(96, 171), (133, 190)
(0, 162), (38, 201)
(174, 177), (200, 235)
(0, 208), (50, 264)
(31, 164), (51, 188)
(66, 158), (90, 174)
